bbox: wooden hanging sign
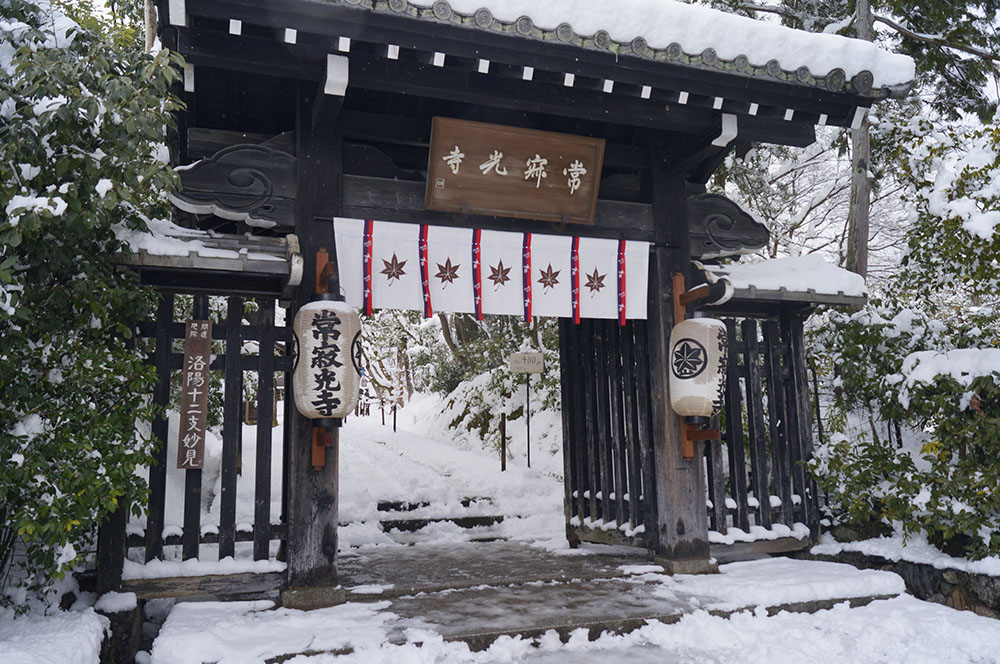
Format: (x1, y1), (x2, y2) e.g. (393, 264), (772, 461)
(425, 117), (605, 225)
(176, 320), (212, 470)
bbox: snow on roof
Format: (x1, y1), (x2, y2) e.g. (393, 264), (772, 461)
(116, 217), (285, 262)
(404, 0), (915, 91)
(706, 254), (868, 298)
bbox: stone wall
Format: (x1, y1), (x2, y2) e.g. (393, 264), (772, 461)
(803, 550), (1000, 619)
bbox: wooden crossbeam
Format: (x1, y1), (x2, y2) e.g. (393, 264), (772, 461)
(174, 28), (834, 143)
(181, 0), (871, 119)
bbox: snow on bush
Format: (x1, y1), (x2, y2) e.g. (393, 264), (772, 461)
(810, 302), (1000, 559)
(887, 112), (1000, 297)
(808, 106), (1000, 562)
(0, 0), (182, 606)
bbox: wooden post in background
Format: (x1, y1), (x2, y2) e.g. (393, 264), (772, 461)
(500, 413), (507, 472)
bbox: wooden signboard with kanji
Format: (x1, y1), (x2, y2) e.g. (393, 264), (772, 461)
(425, 117), (605, 225)
(176, 320), (212, 469)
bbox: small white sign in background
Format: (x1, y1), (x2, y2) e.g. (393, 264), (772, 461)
(509, 352), (544, 374)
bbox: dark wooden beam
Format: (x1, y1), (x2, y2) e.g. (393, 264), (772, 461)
(184, 0), (871, 121)
(342, 175), (654, 241)
(311, 83), (344, 141)
(175, 27), (820, 147)
(124, 571), (285, 601)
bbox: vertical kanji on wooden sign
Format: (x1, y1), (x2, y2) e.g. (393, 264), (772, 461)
(176, 320), (212, 469)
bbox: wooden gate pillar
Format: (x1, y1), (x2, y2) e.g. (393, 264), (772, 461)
(646, 151), (715, 574)
(282, 83), (346, 607)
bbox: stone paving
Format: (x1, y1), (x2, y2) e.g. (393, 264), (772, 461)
(333, 541), (899, 651)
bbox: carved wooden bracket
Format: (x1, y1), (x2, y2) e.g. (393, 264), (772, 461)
(170, 144), (297, 229)
(687, 193), (769, 259)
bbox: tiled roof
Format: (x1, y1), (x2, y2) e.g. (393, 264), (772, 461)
(329, 0), (913, 98)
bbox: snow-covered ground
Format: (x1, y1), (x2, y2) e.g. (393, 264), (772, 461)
(339, 393), (566, 550)
(0, 608), (108, 664)
(145, 594), (1000, 664)
(5, 395), (1000, 663)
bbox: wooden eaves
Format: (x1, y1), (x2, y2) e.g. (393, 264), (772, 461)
(155, 0), (889, 160)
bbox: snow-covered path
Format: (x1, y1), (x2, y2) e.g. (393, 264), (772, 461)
(138, 401), (1000, 664)
(338, 399), (567, 550)
(5, 399), (1000, 663)
(147, 583), (1000, 664)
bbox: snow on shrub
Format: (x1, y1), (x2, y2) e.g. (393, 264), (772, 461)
(810, 302), (1000, 559)
(0, 0), (182, 606)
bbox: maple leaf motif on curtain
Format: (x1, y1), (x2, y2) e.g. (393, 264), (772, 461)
(435, 257), (461, 286)
(585, 268), (606, 295)
(381, 253), (407, 284)
(537, 263), (561, 292)
(488, 260), (511, 289)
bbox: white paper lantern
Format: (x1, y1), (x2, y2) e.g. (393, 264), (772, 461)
(668, 318), (727, 418)
(293, 300), (362, 419)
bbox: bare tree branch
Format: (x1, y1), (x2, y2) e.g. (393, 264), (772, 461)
(872, 14), (1000, 63)
(738, 2), (999, 62)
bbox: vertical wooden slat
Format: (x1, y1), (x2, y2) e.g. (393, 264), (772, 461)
(279, 305), (293, 561)
(582, 321), (600, 522)
(741, 319), (772, 529)
(607, 322), (627, 528)
(620, 322), (642, 530)
(592, 323), (613, 525)
(780, 309), (808, 526)
(146, 292), (174, 562)
(97, 506), (127, 594)
(763, 319), (793, 527)
(723, 319), (750, 532)
(253, 299), (276, 561)
(182, 295), (208, 560)
(219, 297), (243, 559)
(705, 433), (728, 533)
(633, 321), (656, 545)
(558, 319), (579, 539)
(784, 309), (819, 533)
(569, 322), (589, 525)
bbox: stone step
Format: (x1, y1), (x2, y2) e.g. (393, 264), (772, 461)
(376, 496), (494, 512)
(381, 580), (895, 653)
(262, 542), (905, 661)
(379, 514), (504, 533)
(341, 514), (509, 549)
(337, 541), (649, 600)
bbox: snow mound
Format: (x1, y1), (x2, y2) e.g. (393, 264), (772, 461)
(668, 557), (905, 611)
(812, 533), (1000, 577)
(0, 608), (108, 664)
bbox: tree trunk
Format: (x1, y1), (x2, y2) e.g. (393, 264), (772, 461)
(846, 0), (873, 279)
(438, 313), (471, 372)
(401, 344), (414, 399)
(438, 313), (460, 357)
(144, 0), (156, 51)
